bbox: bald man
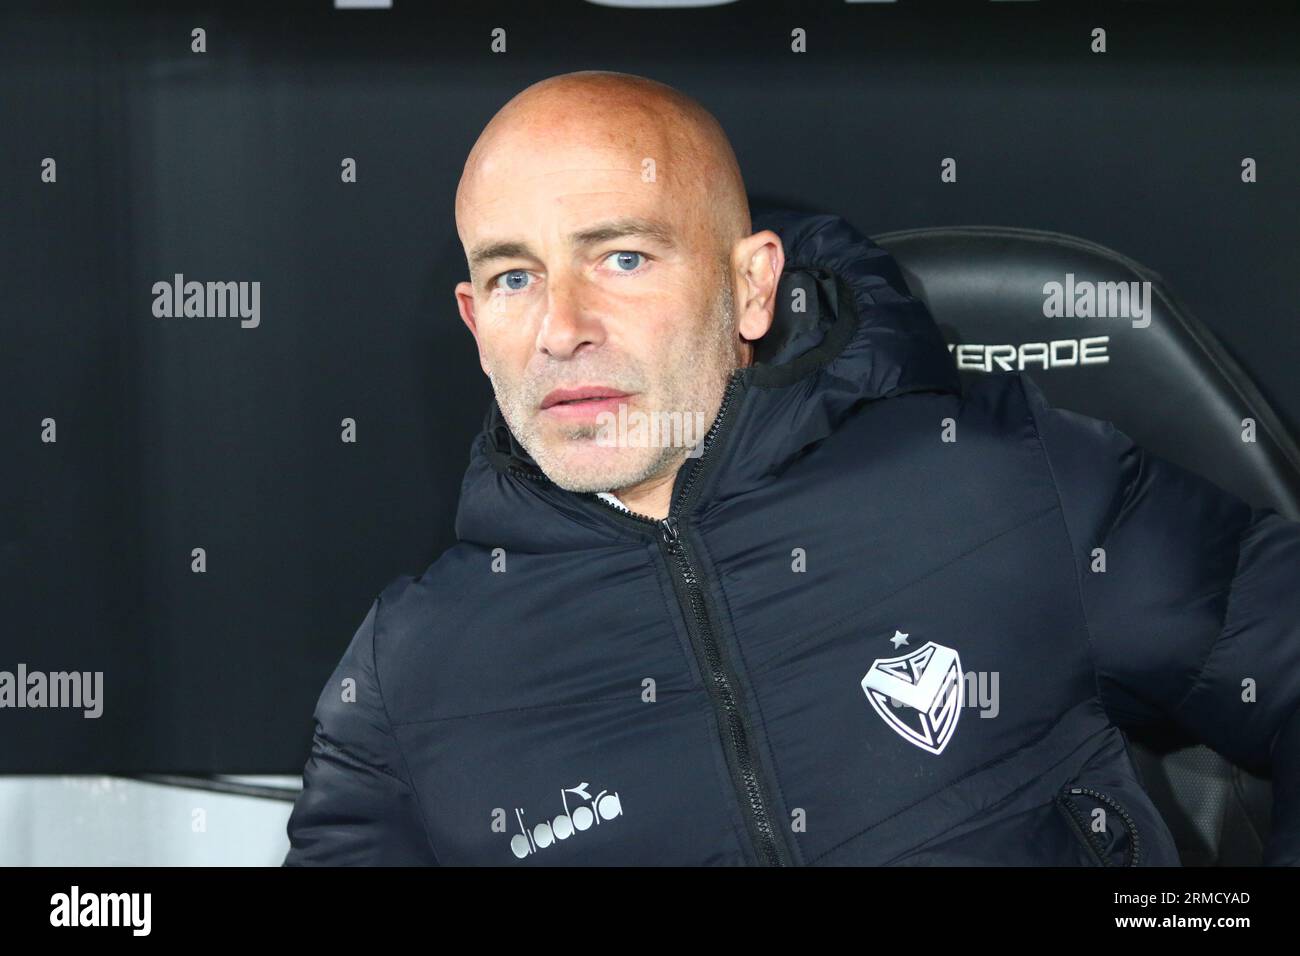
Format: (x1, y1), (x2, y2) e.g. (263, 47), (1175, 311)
(285, 71), (1300, 866)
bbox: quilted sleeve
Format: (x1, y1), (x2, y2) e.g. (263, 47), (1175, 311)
(1018, 372), (1300, 865)
(283, 597), (439, 865)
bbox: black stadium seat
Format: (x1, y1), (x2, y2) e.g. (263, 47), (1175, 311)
(872, 225), (1300, 866)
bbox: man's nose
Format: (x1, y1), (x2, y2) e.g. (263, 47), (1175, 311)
(536, 275), (605, 359)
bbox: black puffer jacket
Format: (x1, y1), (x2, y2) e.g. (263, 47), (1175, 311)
(284, 210), (1300, 866)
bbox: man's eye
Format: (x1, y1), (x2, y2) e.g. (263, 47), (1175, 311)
(492, 269), (533, 293)
(604, 250), (646, 273)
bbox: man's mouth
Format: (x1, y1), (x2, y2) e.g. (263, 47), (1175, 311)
(539, 386), (633, 419)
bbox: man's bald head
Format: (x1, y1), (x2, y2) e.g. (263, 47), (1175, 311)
(455, 70), (751, 260)
(451, 70), (782, 517)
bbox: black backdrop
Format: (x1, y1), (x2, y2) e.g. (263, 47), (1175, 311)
(2, 1), (1297, 773)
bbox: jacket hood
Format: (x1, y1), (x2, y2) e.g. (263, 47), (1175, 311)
(454, 210), (961, 550)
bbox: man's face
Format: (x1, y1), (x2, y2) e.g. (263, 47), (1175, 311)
(455, 134), (741, 494)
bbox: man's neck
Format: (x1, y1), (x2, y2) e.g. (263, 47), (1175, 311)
(609, 459), (683, 520)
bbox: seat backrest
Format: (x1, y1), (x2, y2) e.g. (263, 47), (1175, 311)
(873, 225), (1300, 865)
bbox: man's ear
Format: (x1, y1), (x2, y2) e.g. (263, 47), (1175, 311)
(734, 230), (784, 346)
(454, 280), (491, 376)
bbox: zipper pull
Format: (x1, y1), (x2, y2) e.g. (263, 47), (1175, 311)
(660, 516), (680, 551)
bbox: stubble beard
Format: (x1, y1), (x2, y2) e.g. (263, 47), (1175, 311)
(491, 276), (739, 495)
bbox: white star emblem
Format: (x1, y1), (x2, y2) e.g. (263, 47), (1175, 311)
(890, 630), (910, 649)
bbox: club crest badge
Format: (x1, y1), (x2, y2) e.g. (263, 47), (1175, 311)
(861, 640), (963, 755)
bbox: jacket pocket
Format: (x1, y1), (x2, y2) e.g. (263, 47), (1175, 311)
(1054, 785), (1142, 867)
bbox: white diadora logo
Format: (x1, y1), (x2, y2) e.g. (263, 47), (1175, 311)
(861, 638), (963, 755)
(508, 781), (624, 860)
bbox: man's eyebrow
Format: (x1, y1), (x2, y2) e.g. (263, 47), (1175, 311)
(468, 239), (533, 272)
(468, 216), (678, 273)
(569, 216), (678, 249)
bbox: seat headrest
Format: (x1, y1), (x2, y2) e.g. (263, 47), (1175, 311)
(873, 225), (1300, 518)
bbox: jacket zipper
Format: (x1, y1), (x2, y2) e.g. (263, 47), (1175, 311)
(1055, 786), (1142, 867)
(657, 511), (788, 865)
(508, 371), (791, 866)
